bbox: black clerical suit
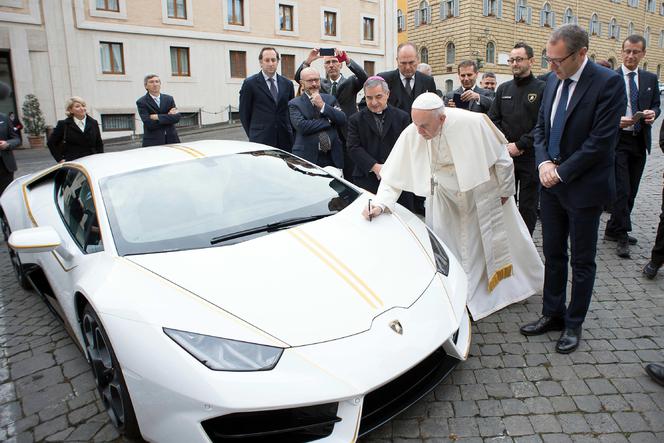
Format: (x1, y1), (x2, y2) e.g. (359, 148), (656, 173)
(346, 104), (414, 210)
(375, 69), (437, 117)
(0, 112), (20, 195)
(489, 73), (545, 234)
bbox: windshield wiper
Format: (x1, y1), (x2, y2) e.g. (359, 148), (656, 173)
(210, 214), (333, 245)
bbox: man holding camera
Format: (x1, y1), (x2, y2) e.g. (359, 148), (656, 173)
(444, 60), (494, 114)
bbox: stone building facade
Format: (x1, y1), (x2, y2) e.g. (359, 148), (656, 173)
(0, 0), (396, 140)
(406, 0), (664, 91)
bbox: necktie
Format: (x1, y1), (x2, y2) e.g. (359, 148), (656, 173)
(268, 77), (278, 102)
(373, 113), (384, 136)
(331, 81), (337, 96)
(548, 78), (573, 162)
(154, 96), (160, 107)
(404, 77), (413, 97)
(628, 72), (641, 132)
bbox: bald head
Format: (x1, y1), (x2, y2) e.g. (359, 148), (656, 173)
(300, 67), (321, 95)
(397, 42), (418, 79)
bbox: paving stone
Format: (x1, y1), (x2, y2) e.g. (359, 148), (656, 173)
(0, 400), (22, 428)
(586, 378), (618, 395)
(33, 415), (68, 442)
(557, 413), (591, 433)
(476, 417), (505, 437)
(542, 435), (573, 443)
(392, 419), (420, 438)
(561, 380), (592, 396)
(501, 399), (529, 415)
(585, 413), (621, 433)
(627, 433), (659, 443)
(66, 421), (105, 441)
(536, 380), (564, 397)
(477, 399), (503, 417)
(14, 366), (64, 397)
(573, 395), (602, 413)
(529, 414), (562, 433)
(524, 397), (554, 414)
(448, 417), (480, 437)
(428, 401), (454, 418)
(503, 415), (534, 436)
(612, 411), (650, 433)
(420, 417), (450, 438)
(9, 354), (55, 380)
(22, 383), (73, 416)
(453, 400), (479, 417)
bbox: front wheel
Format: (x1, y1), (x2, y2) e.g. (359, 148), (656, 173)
(1, 215), (32, 290)
(82, 304), (141, 439)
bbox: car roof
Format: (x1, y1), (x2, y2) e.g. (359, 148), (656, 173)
(69, 140), (277, 181)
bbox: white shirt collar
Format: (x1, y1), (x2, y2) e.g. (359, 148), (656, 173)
(568, 56), (588, 83)
(399, 71), (414, 83)
(74, 116), (86, 127)
(150, 93), (161, 100)
(262, 71), (276, 82)
(621, 64), (638, 76)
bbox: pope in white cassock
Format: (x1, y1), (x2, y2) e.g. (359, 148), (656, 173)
(363, 93), (544, 320)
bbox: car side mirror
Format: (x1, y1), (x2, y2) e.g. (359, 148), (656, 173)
(8, 226), (62, 253)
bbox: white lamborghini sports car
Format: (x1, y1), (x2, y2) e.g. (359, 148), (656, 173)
(0, 141), (471, 443)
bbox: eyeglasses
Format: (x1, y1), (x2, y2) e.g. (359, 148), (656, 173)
(507, 57), (528, 64)
(544, 51), (576, 66)
(303, 78), (320, 83)
(622, 49), (643, 55)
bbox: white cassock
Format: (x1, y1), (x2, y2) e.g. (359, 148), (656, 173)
(375, 108), (544, 320)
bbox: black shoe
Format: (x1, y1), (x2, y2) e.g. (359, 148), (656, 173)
(645, 363), (664, 387)
(616, 240), (630, 258)
(604, 233), (637, 245)
(643, 261), (662, 280)
(556, 327), (582, 354)
(520, 316), (565, 336)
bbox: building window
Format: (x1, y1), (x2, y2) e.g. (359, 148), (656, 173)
(441, 0), (459, 19)
(628, 21), (635, 35)
(608, 18), (620, 39)
(445, 79), (454, 93)
(483, 0), (502, 17)
(324, 11), (337, 36)
(167, 0), (186, 18)
(627, 0), (639, 6)
(645, 26), (651, 46)
(397, 9), (405, 31)
(563, 7), (575, 24)
(279, 4), (293, 31)
(420, 47), (429, 64)
(540, 2), (554, 27)
(101, 114), (134, 131)
(415, 0), (430, 25)
(657, 64), (661, 78)
(659, 30), (664, 48)
(228, 0), (244, 25)
(229, 50), (246, 78)
(281, 54), (295, 79)
(96, 0), (119, 11)
(541, 49), (547, 68)
(446, 42), (455, 65)
(647, 0), (656, 12)
(589, 13), (600, 36)
(363, 17), (375, 41)
(516, 0), (531, 24)
(100, 42), (124, 74)
(364, 61), (375, 76)
(170, 47), (190, 76)
(486, 42), (495, 64)
(175, 112), (199, 128)
(661, 2), (664, 15)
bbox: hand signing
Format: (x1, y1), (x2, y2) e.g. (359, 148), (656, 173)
(362, 204), (384, 221)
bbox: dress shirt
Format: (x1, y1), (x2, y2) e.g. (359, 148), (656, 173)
(262, 71), (278, 95)
(74, 116), (86, 132)
(621, 64), (639, 131)
(150, 94), (161, 108)
(400, 72), (414, 89)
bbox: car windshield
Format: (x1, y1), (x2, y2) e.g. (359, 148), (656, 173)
(100, 150), (360, 255)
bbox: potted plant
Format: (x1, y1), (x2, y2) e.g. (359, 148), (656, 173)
(21, 94), (46, 148)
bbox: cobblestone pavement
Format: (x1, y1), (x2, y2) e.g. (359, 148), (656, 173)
(1, 124), (664, 442)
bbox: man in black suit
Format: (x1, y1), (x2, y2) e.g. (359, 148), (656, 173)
(604, 35), (661, 258)
(480, 72), (497, 97)
(521, 25), (626, 353)
(239, 47), (295, 152)
(288, 67), (346, 170)
(643, 125), (664, 279)
(347, 76), (413, 210)
(0, 81), (20, 195)
(136, 74), (181, 147)
(376, 42), (437, 117)
(444, 60), (494, 113)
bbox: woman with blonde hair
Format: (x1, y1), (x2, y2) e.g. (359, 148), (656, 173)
(47, 96), (103, 162)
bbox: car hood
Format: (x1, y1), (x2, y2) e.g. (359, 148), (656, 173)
(127, 201), (442, 346)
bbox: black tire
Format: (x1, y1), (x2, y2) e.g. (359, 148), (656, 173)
(81, 304), (142, 440)
(1, 215), (32, 290)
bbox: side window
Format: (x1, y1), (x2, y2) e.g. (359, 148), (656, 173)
(55, 169), (104, 253)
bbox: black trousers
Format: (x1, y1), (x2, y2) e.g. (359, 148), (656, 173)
(540, 189), (602, 329)
(651, 172), (664, 266)
(605, 131), (647, 239)
(514, 157), (539, 236)
(0, 161), (14, 196)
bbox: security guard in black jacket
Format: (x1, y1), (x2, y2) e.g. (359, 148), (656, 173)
(489, 42), (545, 235)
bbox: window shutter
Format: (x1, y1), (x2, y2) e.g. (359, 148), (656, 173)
(515, 3), (520, 21)
(599, 22), (602, 36)
(453, 0), (459, 17)
(441, 2), (448, 19)
(617, 25), (621, 40)
(483, 0), (489, 16)
(540, 9), (545, 26)
(427, 5), (432, 23)
(527, 6), (532, 24)
(551, 11), (556, 27)
(414, 9), (420, 26)
(497, 0), (503, 18)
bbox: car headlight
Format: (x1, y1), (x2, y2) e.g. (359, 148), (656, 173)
(164, 328), (283, 371)
(427, 228), (450, 276)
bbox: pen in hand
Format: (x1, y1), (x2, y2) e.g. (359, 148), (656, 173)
(368, 199), (372, 222)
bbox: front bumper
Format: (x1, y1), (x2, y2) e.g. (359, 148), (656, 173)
(104, 274), (471, 443)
